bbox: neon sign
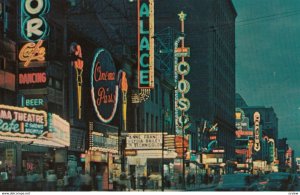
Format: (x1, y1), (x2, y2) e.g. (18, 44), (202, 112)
(91, 48), (119, 123)
(20, 0), (50, 42)
(174, 11), (191, 135)
(137, 0), (154, 89)
(0, 104), (47, 136)
(19, 40), (46, 67)
(253, 112), (261, 152)
(70, 42), (84, 120)
(19, 72), (47, 85)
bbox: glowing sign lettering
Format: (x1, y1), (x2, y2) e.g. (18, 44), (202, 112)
(176, 97), (190, 112)
(25, 98), (44, 107)
(0, 104), (47, 136)
(19, 72), (47, 85)
(19, 40), (46, 67)
(91, 48), (119, 123)
(253, 112), (261, 152)
(138, 0), (154, 89)
(21, 0), (50, 41)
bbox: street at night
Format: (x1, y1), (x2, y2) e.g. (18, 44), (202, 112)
(0, 0), (300, 193)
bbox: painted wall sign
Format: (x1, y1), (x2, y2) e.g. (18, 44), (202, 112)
(20, 0), (50, 41)
(0, 104), (47, 137)
(126, 133), (162, 150)
(18, 67), (47, 89)
(253, 112), (261, 152)
(91, 48), (118, 123)
(19, 40), (46, 67)
(137, 0), (154, 89)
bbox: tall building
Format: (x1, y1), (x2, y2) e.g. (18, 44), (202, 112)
(156, 0), (237, 161)
(236, 93), (248, 107)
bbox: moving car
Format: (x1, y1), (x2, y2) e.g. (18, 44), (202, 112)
(265, 172), (293, 191)
(215, 173), (253, 191)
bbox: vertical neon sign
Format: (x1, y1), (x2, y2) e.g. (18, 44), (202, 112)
(137, 0), (154, 89)
(253, 112), (261, 152)
(70, 43), (84, 120)
(174, 12), (191, 135)
(20, 0), (50, 42)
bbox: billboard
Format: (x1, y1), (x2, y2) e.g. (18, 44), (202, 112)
(48, 113), (70, 147)
(91, 48), (119, 123)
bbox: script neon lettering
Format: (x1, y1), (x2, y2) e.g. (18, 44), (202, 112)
(93, 62), (115, 82)
(19, 40), (46, 67)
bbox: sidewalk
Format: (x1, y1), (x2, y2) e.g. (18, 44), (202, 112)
(125, 183), (217, 192)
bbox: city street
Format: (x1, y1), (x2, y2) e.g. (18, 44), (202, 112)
(1, 0), (300, 192)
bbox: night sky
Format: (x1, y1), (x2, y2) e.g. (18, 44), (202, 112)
(232, 0), (300, 156)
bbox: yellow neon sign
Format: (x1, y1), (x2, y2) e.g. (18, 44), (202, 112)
(19, 40), (46, 67)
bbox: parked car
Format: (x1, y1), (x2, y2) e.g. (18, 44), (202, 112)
(265, 172), (293, 191)
(215, 173), (253, 191)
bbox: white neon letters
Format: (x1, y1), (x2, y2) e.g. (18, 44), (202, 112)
(21, 0), (50, 41)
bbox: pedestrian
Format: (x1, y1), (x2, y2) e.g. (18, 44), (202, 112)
(191, 174), (195, 186)
(141, 175), (147, 191)
(204, 172), (209, 185)
(130, 174), (136, 190)
(80, 171), (92, 191)
(46, 170), (57, 191)
(63, 172), (69, 191)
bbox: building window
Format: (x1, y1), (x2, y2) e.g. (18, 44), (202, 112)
(156, 116), (158, 132)
(150, 90), (154, 102)
(155, 84), (158, 104)
(137, 107), (140, 131)
(48, 102), (63, 116)
(161, 88), (165, 108)
(146, 112), (149, 131)
(0, 57), (5, 70)
(151, 114), (154, 132)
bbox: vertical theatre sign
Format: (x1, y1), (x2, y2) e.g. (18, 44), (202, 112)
(91, 49), (119, 123)
(174, 12), (191, 135)
(138, 0), (154, 89)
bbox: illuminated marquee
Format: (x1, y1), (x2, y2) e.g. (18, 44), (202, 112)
(48, 113), (70, 147)
(20, 0), (50, 42)
(253, 112), (261, 152)
(137, 0), (154, 89)
(0, 104), (47, 137)
(126, 133), (163, 150)
(91, 48), (119, 123)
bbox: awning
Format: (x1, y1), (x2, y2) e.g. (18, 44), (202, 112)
(0, 135), (67, 148)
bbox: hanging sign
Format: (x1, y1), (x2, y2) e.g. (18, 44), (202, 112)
(91, 48), (119, 123)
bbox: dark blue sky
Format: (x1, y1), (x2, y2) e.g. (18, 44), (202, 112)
(232, 0), (300, 156)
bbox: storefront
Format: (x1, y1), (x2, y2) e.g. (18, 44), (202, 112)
(0, 104), (70, 180)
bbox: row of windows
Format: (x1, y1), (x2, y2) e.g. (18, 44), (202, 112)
(48, 77), (63, 91)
